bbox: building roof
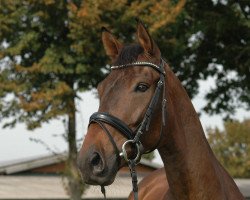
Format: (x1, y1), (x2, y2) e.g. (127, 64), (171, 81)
(0, 154), (67, 175)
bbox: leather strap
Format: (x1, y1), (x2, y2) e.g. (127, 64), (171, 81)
(89, 112), (134, 140)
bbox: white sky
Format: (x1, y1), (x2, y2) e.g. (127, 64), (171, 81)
(0, 77), (249, 165)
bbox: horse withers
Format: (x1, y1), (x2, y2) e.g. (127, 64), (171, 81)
(78, 21), (244, 200)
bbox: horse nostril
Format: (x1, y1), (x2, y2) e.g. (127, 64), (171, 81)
(91, 152), (101, 166)
(90, 152), (104, 175)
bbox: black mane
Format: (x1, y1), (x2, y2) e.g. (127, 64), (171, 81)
(113, 44), (143, 65)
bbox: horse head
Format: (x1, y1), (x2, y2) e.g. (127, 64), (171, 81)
(78, 21), (165, 186)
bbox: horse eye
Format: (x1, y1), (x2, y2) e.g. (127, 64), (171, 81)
(135, 83), (149, 92)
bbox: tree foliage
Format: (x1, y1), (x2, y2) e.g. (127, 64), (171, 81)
(207, 119), (250, 178)
(183, 0), (250, 117)
(152, 0), (250, 117)
(0, 1), (100, 128)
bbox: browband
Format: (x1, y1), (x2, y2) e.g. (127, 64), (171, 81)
(111, 61), (165, 75)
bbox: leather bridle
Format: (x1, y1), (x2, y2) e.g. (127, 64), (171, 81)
(88, 59), (167, 200)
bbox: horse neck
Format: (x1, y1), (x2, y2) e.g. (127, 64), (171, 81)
(158, 66), (224, 199)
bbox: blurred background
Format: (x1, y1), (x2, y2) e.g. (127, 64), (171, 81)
(0, 0), (249, 199)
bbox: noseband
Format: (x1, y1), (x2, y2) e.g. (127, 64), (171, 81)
(88, 59), (167, 200)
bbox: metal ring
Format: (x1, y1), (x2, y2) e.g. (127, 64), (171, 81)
(121, 140), (140, 163)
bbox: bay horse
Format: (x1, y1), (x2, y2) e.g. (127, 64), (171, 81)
(77, 21), (244, 200)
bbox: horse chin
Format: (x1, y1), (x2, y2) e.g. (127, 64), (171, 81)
(84, 173), (116, 186)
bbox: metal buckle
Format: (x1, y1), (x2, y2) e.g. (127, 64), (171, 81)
(120, 140), (140, 163)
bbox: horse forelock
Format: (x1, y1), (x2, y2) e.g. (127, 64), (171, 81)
(113, 44), (144, 66)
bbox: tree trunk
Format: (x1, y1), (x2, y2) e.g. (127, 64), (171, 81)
(66, 95), (84, 200)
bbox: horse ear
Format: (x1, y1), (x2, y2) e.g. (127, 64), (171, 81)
(136, 20), (160, 58)
(102, 27), (123, 61)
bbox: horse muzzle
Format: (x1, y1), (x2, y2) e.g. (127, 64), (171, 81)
(77, 147), (117, 186)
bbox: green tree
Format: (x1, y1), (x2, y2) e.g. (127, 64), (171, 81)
(207, 119), (250, 178)
(166, 0), (250, 117)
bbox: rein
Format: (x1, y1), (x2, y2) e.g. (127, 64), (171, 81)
(89, 60), (166, 200)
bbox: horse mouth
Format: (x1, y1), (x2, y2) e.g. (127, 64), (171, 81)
(82, 165), (117, 186)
